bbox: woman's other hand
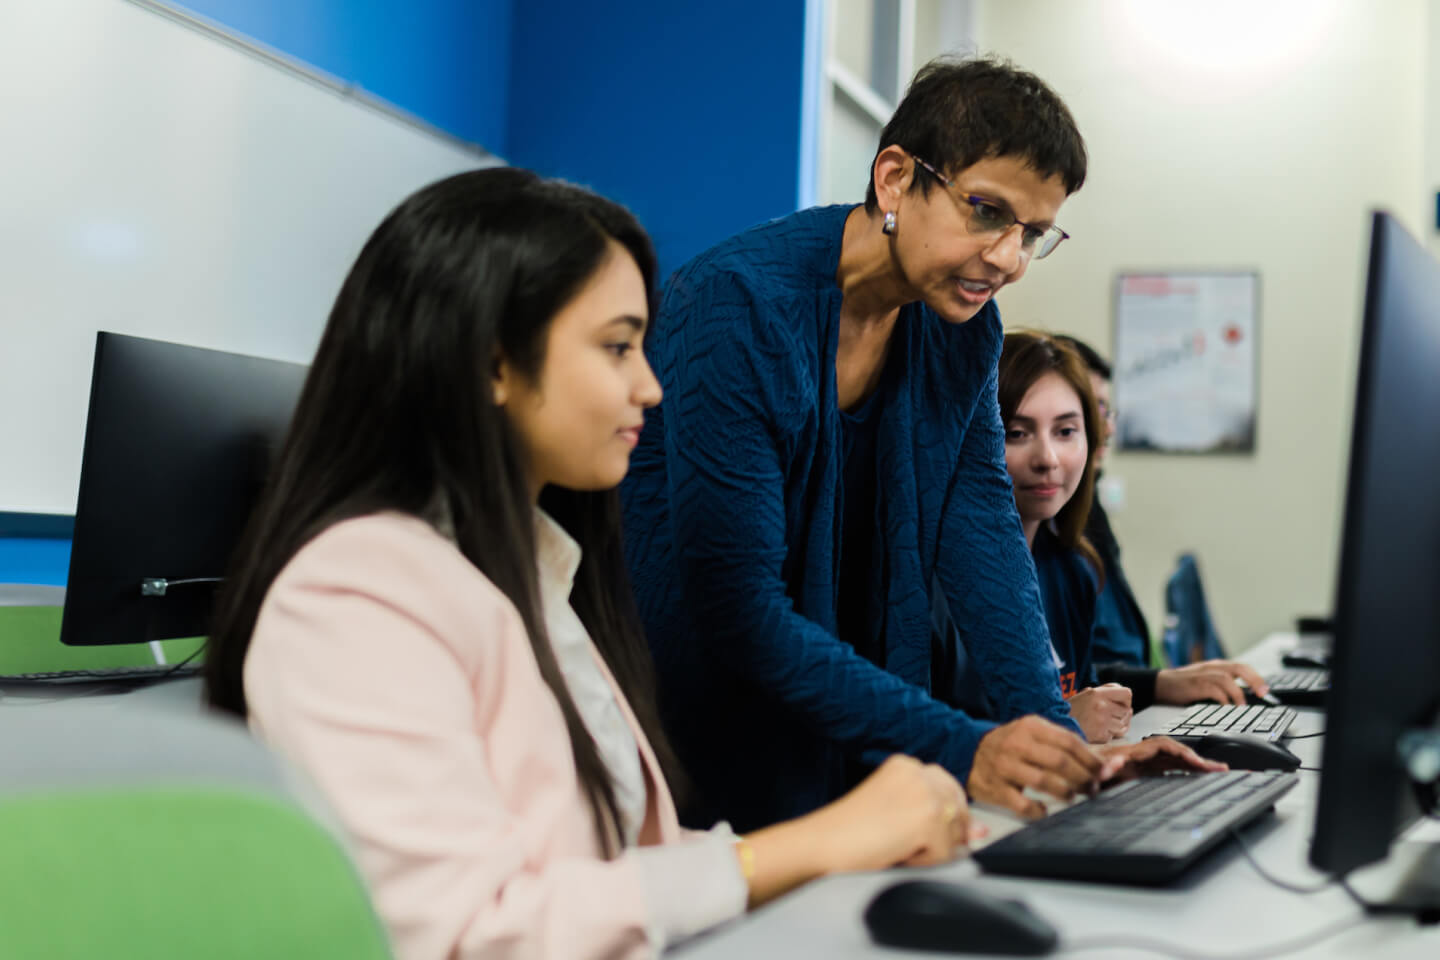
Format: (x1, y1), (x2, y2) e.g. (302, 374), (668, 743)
(1067, 683), (1132, 743)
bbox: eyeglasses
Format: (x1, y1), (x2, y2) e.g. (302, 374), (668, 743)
(908, 153), (1070, 260)
(1096, 398), (1117, 423)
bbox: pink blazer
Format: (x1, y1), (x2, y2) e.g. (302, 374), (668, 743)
(244, 512), (685, 960)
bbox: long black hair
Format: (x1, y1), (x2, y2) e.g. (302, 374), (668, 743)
(204, 166), (681, 856)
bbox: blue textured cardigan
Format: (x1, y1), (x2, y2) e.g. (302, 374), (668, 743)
(621, 205), (1079, 831)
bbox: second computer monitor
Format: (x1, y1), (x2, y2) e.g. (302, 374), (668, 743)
(60, 332), (307, 646)
(1309, 213), (1440, 892)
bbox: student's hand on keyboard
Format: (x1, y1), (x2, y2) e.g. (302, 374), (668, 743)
(1154, 659), (1270, 706)
(967, 716), (1103, 820)
(1066, 683), (1132, 743)
(1092, 736), (1228, 784)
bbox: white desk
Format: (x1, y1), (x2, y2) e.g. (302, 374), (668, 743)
(0, 676), (270, 784)
(0, 672), (202, 714)
(673, 634), (1440, 959)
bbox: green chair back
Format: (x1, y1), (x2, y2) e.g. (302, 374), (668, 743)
(0, 785), (392, 959)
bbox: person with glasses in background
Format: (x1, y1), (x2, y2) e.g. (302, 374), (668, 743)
(623, 57), (1210, 829)
(1052, 334), (1270, 710)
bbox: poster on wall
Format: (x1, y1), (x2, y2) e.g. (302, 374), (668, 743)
(1113, 271), (1258, 454)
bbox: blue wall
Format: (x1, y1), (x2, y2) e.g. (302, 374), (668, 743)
(175, 0), (811, 272)
(507, 0), (808, 275)
(175, 0), (513, 153)
(0, 539), (69, 587)
(3, 0), (811, 583)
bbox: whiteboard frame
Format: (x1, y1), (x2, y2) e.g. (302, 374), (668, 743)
(1111, 269), (1262, 456)
(129, 0), (493, 161)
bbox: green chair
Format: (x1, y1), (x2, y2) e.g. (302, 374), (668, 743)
(0, 700), (392, 959)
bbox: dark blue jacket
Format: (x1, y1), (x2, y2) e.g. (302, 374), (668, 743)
(1034, 525), (1161, 712)
(1031, 526), (1101, 698)
(1086, 497), (1152, 667)
(621, 205), (1079, 831)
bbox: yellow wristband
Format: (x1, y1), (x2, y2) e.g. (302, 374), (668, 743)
(734, 836), (757, 881)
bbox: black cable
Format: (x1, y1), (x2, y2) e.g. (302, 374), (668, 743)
(1340, 875), (1369, 911)
(157, 640), (207, 676)
(1285, 731), (1324, 739)
(1060, 916), (1365, 959)
(139, 576), (223, 596)
(1227, 826), (1334, 894)
(119, 639), (208, 688)
(1058, 825), (1362, 957)
(77, 640), (208, 695)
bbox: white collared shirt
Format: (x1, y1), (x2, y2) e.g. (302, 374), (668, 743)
(535, 510), (649, 844)
(534, 509), (746, 951)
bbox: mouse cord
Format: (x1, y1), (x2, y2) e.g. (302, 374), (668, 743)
(1284, 731), (1324, 739)
(1059, 829), (1355, 959)
(149, 640), (207, 679)
(1059, 916), (1365, 960)
(1226, 825), (1335, 894)
(89, 640), (209, 694)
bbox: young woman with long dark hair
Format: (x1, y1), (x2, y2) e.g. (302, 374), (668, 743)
(998, 332), (1268, 743)
(204, 168), (975, 960)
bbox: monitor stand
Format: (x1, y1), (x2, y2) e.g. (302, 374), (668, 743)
(1344, 724), (1440, 921)
(1349, 840), (1440, 923)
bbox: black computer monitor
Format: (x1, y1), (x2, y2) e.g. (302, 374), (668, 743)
(60, 332), (306, 646)
(1309, 212), (1440, 910)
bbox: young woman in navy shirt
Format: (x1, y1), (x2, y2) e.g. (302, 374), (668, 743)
(999, 332), (1269, 743)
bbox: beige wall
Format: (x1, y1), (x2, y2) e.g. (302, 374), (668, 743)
(974, 0), (1428, 651)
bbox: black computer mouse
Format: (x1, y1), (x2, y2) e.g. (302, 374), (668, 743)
(1166, 732), (1301, 771)
(863, 879), (1058, 955)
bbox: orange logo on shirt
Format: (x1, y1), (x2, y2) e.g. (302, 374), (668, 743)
(1059, 671), (1078, 699)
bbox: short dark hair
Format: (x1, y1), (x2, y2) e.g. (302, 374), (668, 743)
(864, 56), (1087, 212)
(1052, 334), (1112, 380)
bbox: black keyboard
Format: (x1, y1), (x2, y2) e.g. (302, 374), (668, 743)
(1265, 668), (1330, 707)
(974, 770), (1299, 884)
(0, 663), (201, 685)
(1160, 702), (1296, 742)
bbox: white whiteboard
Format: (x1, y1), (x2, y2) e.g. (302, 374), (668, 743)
(0, 0), (496, 515)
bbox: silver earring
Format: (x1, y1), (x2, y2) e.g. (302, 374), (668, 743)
(882, 210), (897, 235)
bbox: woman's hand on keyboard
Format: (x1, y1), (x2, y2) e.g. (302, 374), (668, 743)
(1155, 660), (1270, 706)
(1093, 736), (1229, 784)
(967, 716), (1103, 819)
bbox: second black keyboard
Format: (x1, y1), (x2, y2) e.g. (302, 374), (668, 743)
(974, 770), (1299, 884)
(1265, 668), (1330, 706)
(0, 663), (202, 685)
(1160, 702), (1296, 741)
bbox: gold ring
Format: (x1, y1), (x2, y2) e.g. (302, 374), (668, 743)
(941, 802), (959, 824)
